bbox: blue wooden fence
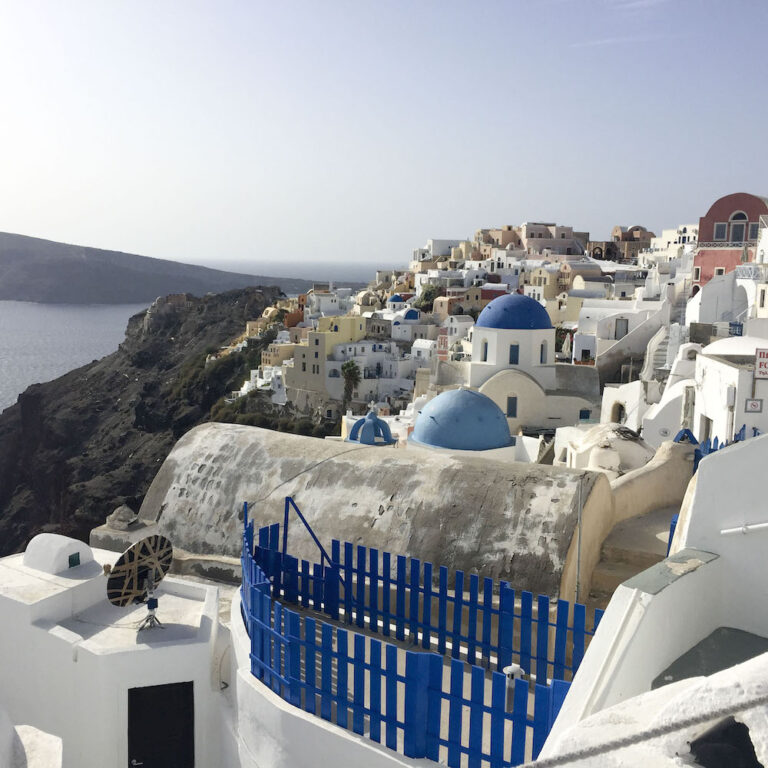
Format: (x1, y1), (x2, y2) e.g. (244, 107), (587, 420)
(241, 502), (602, 767)
(674, 424), (761, 472)
(254, 511), (602, 684)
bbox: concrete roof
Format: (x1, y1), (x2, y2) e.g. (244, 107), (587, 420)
(135, 423), (605, 595)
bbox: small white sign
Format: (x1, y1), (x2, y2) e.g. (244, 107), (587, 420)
(746, 399), (763, 413)
(757, 349), (768, 379)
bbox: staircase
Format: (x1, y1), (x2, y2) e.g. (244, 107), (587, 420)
(588, 506), (675, 610)
(651, 329), (670, 374)
(672, 291), (687, 325)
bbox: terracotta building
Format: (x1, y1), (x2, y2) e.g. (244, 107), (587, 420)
(692, 192), (768, 291)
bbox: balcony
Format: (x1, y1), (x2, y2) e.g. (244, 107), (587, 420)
(697, 240), (756, 249)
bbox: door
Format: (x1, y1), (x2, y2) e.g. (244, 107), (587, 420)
(615, 318), (629, 339)
(128, 682), (194, 768)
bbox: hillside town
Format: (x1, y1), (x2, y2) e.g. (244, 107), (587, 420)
(223, 191), (768, 464)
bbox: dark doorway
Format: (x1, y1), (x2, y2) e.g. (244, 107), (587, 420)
(128, 682), (194, 768)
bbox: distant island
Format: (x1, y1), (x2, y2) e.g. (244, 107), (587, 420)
(0, 232), (359, 303)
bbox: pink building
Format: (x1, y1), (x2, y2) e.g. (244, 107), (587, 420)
(693, 192), (768, 291)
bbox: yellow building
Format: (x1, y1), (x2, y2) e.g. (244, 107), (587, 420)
(284, 316), (367, 415)
(261, 342), (299, 368)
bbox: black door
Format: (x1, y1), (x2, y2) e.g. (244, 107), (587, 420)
(128, 682), (194, 768)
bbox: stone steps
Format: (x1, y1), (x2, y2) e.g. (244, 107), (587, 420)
(586, 506), (675, 613)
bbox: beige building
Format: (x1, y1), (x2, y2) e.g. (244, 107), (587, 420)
(261, 341), (299, 368)
(524, 264), (573, 301)
(432, 286), (488, 321)
(284, 316), (367, 417)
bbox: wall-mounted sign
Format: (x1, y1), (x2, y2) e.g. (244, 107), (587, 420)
(756, 349), (768, 379)
(745, 398), (763, 413)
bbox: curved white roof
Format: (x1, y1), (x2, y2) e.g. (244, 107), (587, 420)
(703, 335), (767, 357)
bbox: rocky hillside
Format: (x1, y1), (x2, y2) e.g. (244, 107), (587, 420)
(0, 232), (319, 302)
(0, 286), (329, 555)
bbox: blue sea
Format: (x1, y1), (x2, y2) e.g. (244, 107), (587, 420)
(0, 301), (148, 413)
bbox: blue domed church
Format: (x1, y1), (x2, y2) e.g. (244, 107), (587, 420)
(431, 293), (600, 433)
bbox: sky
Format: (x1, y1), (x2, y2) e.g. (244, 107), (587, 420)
(0, 0), (766, 274)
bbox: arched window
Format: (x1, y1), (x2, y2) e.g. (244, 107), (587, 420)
(540, 341), (547, 364)
(481, 340), (488, 362)
(730, 211), (748, 243)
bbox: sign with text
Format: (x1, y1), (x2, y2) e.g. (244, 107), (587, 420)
(756, 349), (768, 379)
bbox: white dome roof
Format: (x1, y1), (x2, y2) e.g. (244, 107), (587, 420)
(702, 335), (767, 357)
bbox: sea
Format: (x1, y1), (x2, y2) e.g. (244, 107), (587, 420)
(0, 301), (148, 413)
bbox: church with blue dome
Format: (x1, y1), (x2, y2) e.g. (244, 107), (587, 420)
(475, 292), (553, 331)
(469, 293), (556, 390)
(424, 292), (600, 434)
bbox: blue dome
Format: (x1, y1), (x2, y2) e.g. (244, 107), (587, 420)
(347, 410), (396, 446)
(411, 389), (512, 451)
(476, 293), (552, 330)
(389, 294), (404, 303)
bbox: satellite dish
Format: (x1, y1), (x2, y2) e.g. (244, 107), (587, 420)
(106, 535), (173, 631)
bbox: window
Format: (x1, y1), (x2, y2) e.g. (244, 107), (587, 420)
(579, 409), (591, 421)
(481, 340), (488, 362)
(314, 338), (319, 345)
(509, 344), (519, 364)
(314, 351), (318, 358)
(694, 266), (701, 281)
(540, 341), (547, 364)
(714, 267), (725, 276)
(749, 222), (759, 241)
(506, 396), (517, 418)
(761, 289), (766, 309)
(713, 223), (727, 241)
(301, 362), (306, 372)
(731, 222), (745, 242)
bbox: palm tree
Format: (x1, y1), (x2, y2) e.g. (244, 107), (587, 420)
(341, 360), (361, 412)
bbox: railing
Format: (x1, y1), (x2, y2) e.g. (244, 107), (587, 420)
(241, 501), (603, 767)
(675, 425), (761, 472)
(696, 240), (756, 248)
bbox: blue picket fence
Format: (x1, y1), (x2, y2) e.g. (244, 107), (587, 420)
(674, 424), (761, 472)
(241, 500), (603, 767)
(254, 504), (602, 684)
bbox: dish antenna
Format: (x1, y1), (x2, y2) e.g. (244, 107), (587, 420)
(106, 535), (173, 631)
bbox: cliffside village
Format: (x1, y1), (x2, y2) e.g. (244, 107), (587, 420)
(213, 191), (768, 471)
(8, 191), (768, 767)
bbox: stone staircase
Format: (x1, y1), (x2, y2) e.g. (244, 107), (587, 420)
(672, 291), (687, 325)
(651, 329), (670, 374)
(588, 506), (676, 611)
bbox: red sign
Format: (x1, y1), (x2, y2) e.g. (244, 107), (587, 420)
(756, 349), (768, 379)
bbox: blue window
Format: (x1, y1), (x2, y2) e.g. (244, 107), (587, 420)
(506, 396), (517, 418)
(579, 409), (591, 420)
(509, 344), (519, 365)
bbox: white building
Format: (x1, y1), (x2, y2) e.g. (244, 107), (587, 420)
(326, 339), (416, 402)
(430, 293), (601, 432)
(544, 433), (768, 765)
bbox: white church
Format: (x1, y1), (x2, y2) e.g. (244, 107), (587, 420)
(431, 292), (601, 432)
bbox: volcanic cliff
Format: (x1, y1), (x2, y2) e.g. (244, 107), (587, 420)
(0, 286), (286, 555)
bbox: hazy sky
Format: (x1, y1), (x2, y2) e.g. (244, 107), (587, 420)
(0, 0), (766, 271)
